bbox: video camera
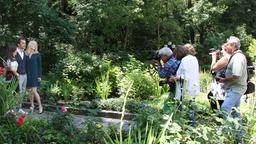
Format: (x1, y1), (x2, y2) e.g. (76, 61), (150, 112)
(209, 48), (223, 60)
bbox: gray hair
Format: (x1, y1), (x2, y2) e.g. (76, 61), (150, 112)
(227, 36), (241, 50)
(158, 46), (173, 57)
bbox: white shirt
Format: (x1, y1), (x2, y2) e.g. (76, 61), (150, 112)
(6, 59), (18, 72)
(175, 55), (200, 100)
(17, 48), (24, 59)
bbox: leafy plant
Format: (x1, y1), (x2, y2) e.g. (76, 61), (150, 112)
(0, 77), (19, 116)
(118, 69), (158, 100)
(96, 61), (112, 100)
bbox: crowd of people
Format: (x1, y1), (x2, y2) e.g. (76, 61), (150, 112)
(157, 36), (248, 141)
(0, 35), (251, 142)
(2, 37), (43, 115)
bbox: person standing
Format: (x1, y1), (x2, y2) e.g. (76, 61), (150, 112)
(171, 44), (200, 127)
(218, 36), (247, 141)
(173, 44), (200, 101)
(5, 44), (19, 82)
(209, 43), (232, 110)
(26, 40), (43, 114)
(16, 37), (28, 114)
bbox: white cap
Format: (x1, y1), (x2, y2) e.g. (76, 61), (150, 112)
(227, 36), (240, 50)
(158, 47), (173, 57)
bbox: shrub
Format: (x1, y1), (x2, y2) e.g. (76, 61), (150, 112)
(0, 77), (19, 116)
(118, 69), (158, 100)
(199, 71), (212, 93)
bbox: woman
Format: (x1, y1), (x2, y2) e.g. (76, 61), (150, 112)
(26, 40), (43, 114)
(5, 44), (19, 82)
(208, 43), (232, 110)
(171, 44), (200, 127)
(172, 44), (200, 101)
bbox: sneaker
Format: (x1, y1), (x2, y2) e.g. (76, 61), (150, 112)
(18, 108), (28, 114)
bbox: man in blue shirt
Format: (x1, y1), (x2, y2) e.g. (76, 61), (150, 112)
(157, 46), (180, 79)
(156, 46), (180, 113)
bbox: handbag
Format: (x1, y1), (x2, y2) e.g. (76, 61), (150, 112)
(244, 81), (255, 95)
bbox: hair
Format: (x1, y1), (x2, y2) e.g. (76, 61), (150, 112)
(6, 44), (17, 60)
(26, 40), (38, 55)
(173, 45), (189, 60)
(227, 36), (240, 50)
(158, 47), (173, 57)
(184, 43), (196, 55)
(17, 37), (26, 45)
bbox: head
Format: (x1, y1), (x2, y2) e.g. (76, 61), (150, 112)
(173, 45), (189, 60)
(225, 36), (240, 53)
(6, 44), (17, 59)
(17, 37), (26, 50)
(184, 43), (196, 55)
(158, 47), (173, 62)
(26, 40), (38, 55)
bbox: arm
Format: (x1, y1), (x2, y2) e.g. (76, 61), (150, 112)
(37, 54), (42, 81)
(211, 55), (228, 72)
(218, 75), (239, 83)
(158, 64), (168, 78)
(9, 61), (19, 77)
(219, 54), (245, 82)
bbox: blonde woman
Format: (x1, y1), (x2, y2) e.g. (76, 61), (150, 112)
(26, 40), (43, 114)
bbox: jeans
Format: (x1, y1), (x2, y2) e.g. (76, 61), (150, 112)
(221, 89), (241, 120)
(17, 74), (27, 109)
(221, 89), (243, 142)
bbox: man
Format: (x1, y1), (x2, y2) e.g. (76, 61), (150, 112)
(16, 37), (28, 114)
(157, 46), (180, 80)
(218, 36), (247, 141)
(157, 46), (180, 113)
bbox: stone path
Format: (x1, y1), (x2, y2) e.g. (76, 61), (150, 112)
(22, 108), (134, 131)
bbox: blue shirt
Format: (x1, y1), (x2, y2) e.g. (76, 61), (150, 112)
(158, 56), (180, 78)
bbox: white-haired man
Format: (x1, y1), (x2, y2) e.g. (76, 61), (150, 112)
(157, 46), (180, 112)
(157, 46), (180, 79)
(218, 36), (247, 141)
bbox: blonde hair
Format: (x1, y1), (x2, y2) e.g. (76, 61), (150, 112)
(184, 43), (196, 55)
(26, 40), (38, 55)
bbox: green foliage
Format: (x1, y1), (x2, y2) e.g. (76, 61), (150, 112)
(248, 39), (256, 62)
(118, 69), (158, 100)
(96, 61), (112, 100)
(199, 71), (212, 93)
(0, 77), (19, 116)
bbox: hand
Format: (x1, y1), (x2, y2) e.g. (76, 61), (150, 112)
(152, 60), (159, 64)
(169, 76), (178, 82)
(211, 52), (218, 60)
(218, 77), (225, 83)
(38, 78), (41, 82)
(168, 76), (175, 82)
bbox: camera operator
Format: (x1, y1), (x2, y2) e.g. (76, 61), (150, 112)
(156, 46), (181, 94)
(218, 36), (247, 142)
(208, 43), (232, 110)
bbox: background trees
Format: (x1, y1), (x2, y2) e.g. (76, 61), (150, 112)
(0, 0), (255, 71)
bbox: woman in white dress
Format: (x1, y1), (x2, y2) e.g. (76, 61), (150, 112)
(5, 44), (19, 82)
(172, 44), (200, 101)
(171, 44), (200, 127)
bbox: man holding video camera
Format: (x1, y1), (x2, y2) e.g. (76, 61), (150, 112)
(157, 46), (180, 94)
(217, 36), (247, 141)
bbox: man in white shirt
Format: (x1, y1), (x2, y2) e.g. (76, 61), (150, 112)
(15, 37), (28, 114)
(218, 36), (247, 142)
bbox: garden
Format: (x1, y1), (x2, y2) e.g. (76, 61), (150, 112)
(1, 0), (256, 143)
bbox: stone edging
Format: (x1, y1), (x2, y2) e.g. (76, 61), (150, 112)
(22, 102), (136, 120)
